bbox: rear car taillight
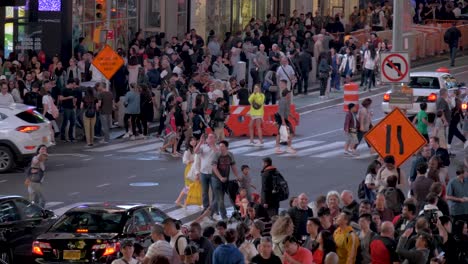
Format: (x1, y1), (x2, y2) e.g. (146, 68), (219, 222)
(32, 241), (51, 256)
(92, 242), (120, 256)
(16, 126), (40, 133)
(427, 93), (437, 102)
(462, 103), (467, 110)
(383, 93), (390, 102)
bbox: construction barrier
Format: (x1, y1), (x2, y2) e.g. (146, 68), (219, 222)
(343, 82), (359, 112)
(224, 104), (300, 137)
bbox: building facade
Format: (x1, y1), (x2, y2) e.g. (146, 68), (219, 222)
(0, 0), (360, 63)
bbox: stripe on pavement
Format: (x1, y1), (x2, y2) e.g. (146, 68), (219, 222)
(87, 138), (160, 152)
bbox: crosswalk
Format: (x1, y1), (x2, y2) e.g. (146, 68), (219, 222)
(44, 201), (237, 225)
(84, 137), (377, 160)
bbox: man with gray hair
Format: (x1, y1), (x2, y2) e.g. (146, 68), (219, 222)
(341, 190), (359, 222)
(143, 224), (179, 264)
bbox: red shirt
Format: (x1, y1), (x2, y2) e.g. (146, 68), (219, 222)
(283, 247), (313, 264)
(370, 239), (391, 264)
(313, 249), (324, 264)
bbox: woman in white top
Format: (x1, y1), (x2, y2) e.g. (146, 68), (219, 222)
(175, 137), (200, 207)
(41, 81), (59, 144)
(363, 43), (378, 91)
(339, 47), (356, 85)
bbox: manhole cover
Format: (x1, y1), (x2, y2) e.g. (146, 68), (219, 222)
(129, 182), (160, 187)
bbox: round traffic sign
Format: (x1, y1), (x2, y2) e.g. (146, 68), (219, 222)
(381, 53), (409, 82)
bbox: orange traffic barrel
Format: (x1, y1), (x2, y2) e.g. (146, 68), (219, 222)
(343, 82), (359, 111)
(436, 67), (450, 73)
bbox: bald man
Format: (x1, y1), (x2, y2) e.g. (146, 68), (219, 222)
(341, 190), (359, 222)
(370, 221), (399, 264)
(287, 193), (313, 240)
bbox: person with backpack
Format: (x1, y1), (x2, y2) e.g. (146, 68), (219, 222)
(162, 218), (189, 262)
(81, 87), (98, 147)
(411, 163), (435, 211)
(261, 157), (288, 218)
(444, 22), (462, 66)
(381, 175), (406, 215)
(333, 212), (360, 264)
(210, 98), (227, 142)
(24, 155), (47, 208)
(376, 155), (406, 192)
(370, 221), (399, 264)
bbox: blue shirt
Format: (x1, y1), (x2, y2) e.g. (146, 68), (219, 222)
(446, 177), (468, 216)
(124, 90), (140, 114)
(212, 244), (244, 264)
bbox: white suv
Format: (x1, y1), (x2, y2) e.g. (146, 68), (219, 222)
(382, 71), (461, 121)
(0, 104), (53, 173)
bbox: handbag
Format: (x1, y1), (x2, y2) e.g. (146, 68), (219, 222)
(280, 125), (289, 143)
(252, 100), (262, 110)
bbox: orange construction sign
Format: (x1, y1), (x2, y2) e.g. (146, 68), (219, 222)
(91, 45), (124, 80)
(364, 108), (426, 167)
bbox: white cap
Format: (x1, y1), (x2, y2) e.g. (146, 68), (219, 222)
(0, 75), (6, 80)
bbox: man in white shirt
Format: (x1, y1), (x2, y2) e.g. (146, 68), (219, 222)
(144, 224), (179, 264)
(276, 57), (296, 91)
(194, 133), (218, 213)
(0, 81), (14, 105)
(111, 240), (139, 264)
(162, 218), (188, 262)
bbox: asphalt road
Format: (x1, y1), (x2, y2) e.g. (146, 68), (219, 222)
(1, 55), (468, 223)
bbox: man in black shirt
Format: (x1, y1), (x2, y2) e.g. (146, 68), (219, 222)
(59, 79), (77, 142)
(23, 82), (43, 113)
(251, 237), (282, 264)
(188, 222), (214, 264)
(288, 193), (314, 241)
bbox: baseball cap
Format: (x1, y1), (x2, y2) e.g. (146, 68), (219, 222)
(120, 239), (134, 248)
(0, 75), (6, 80)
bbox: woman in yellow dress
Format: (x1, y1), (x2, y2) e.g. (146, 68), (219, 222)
(175, 137), (201, 207)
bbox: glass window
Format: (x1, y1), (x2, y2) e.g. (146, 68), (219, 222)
(6, 7), (14, 18)
(409, 77), (440, 89)
(0, 112), (7, 121)
(15, 110), (46, 124)
(49, 211), (125, 233)
(442, 75), (458, 89)
(128, 0), (137, 17)
(145, 207), (166, 223)
(125, 209), (151, 234)
(145, 0), (162, 28)
(4, 23), (14, 58)
(0, 201), (21, 223)
(14, 199), (43, 219)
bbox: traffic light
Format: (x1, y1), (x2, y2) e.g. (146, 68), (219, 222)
(96, 3), (104, 19)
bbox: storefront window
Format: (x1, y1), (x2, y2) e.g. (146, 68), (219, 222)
(6, 7), (14, 18)
(4, 23), (14, 57)
(144, 0), (162, 29)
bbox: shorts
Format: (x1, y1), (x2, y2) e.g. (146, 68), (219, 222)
(251, 115), (263, 120)
(346, 132), (358, 145)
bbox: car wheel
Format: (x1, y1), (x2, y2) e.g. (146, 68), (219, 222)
(0, 249), (13, 264)
(0, 146), (14, 173)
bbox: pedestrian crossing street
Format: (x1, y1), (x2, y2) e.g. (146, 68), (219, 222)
(44, 201), (236, 225)
(84, 137), (377, 160)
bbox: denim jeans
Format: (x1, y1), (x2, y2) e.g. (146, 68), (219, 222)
(100, 114), (112, 142)
(450, 46), (457, 66)
(211, 176), (227, 219)
(28, 182), (45, 208)
(201, 173), (214, 211)
(61, 108), (76, 140)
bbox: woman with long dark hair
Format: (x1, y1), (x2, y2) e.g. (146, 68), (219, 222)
(363, 43), (378, 92)
(313, 230), (337, 264)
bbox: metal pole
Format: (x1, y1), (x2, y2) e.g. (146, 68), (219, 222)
(105, 0), (112, 90)
(392, 0), (403, 52)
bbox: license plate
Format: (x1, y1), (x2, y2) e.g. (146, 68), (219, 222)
(63, 250), (81, 260)
(42, 136), (48, 143)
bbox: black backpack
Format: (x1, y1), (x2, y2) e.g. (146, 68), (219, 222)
(357, 180), (367, 200)
(272, 170), (289, 201)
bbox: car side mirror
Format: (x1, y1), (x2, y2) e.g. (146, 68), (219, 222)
(42, 209), (55, 219)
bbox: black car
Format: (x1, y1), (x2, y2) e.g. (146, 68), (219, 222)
(33, 203), (169, 263)
(0, 195), (56, 264)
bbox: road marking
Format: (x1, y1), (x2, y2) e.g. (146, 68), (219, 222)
(166, 205), (204, 220)
(152, 203), (178, 212)
(104, 154), (114, 157)
(296, 164), (305, 168)
(246, 140), (322, 156)
(128, 175), (137, 179)
(45, 202), (64, 208)
(228, 139), (253, 148)
(0, 179), (7, 183)
(155, 168), (167, 171)
(48, 153), (89, 158)
(82, 158), (93, 161)
(119, 142), (163, 153)
(312, 144), (367, 158)
(96, 183), (111, 188)
(68, 192), (80, 196)
(86, 138), (160, 152)
(230, 141), (276, 155)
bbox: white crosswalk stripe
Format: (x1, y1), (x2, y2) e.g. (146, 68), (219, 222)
(84, 137), (375, 160)
(44, 201), (235, 224)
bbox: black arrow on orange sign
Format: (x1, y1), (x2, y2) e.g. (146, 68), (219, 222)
(386, 60), (403, 77)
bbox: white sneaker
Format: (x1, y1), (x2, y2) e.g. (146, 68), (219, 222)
(99, 139), (109, 144)
(255, 141), (264, 146)
(123, 132), (131, 139)
(137, 134), (145, 140)
(275, 147), (283, 154)
(249, 141), (256, 146)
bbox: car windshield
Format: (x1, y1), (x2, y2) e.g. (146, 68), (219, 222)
(49, 210), (124, 233)
(409, 76), (440, 89)
(16, 109), (46, 124)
